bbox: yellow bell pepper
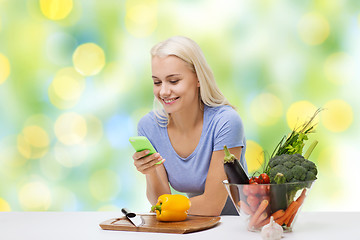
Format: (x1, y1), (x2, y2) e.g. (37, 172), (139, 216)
(151, 194), (191, 222)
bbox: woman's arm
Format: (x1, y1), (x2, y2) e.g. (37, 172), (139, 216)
(188, 146), (242, 216)
(133, 150), (171, 205)
(145, 164), (171, 205)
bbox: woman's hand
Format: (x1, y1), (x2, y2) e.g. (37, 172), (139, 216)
(133, 150), (165, 175)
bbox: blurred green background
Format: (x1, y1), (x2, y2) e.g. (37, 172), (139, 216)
(0, 0), (359, 212)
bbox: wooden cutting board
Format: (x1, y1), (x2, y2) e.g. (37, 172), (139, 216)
(99, 214), (221, 234)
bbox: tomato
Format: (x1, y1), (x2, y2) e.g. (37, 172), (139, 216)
(246, 195), (260, 212)
(258, 173), (270, 184)
(242, 185), (251, 196)
(260, 195), (270, 202)
(248, 183), (259, 195)
(249, 176), (260, 184)
(257, 185), (270, 196)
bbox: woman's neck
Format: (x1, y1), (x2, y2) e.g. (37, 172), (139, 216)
(168, 102), (204, 133)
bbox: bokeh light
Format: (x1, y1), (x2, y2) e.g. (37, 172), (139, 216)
(250, 93), (283, 126)
(245, 140), (265, 174)
(23, 114), (53, 139)
(54, 142), (88, 167)
(322, 99), (353, 132)
(51, 186), (78, 211)
(286, 101), (319, 131)
(52, 67), (85, 101)
(40, 0), (73, 20)
(54, 112), (87, 145)
(0, 136), (27, 171)
(0, 198), (11, 211)
(40, 152), (69, 181)
(17, 125), (50, 159)
(125, 0), (158, 37)
(298, 12), (330, 45)
(18, 181), (51, 211)
(72, 43), (106, 76)
(17, 134), (32, 159)
(48, 67), (86, 109)
(0, 53), (10, 84)
(105, 114), (134, 149)
(23, 125), (49, 148)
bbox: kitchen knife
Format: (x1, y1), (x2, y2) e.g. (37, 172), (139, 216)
(121, 208), (144, 227)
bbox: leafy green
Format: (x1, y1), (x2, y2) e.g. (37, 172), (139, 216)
(269, 108), (322, 159)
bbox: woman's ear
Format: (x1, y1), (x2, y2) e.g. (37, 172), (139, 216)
(197, 80), (200, 87)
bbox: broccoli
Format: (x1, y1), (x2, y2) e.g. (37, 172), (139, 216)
(267, 154), (317, 183)
(266, 153), (318, 204)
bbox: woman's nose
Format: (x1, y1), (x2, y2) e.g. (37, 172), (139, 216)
(160, 83), (170, 96)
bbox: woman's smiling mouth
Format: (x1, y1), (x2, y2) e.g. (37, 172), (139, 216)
(162, 97), (179, 105)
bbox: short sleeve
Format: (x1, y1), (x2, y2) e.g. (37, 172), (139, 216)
(137, 112), (155, 138)
(213, 108), (245, 152)
(137, 116), (147, 137)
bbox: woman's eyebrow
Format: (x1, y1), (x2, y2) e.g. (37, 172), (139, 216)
(166, 74), (182, 78)
(152, 74), (182, 79)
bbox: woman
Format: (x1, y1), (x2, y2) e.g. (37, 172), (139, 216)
(132, 36), (247, 216)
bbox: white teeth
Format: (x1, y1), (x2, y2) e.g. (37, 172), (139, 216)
(163, 98), (177, 103)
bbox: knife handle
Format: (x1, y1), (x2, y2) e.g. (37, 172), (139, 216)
(121, 208), (136, 218)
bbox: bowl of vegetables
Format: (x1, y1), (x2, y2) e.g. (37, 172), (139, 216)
(223, 178), (315, 232)
(222, 148), (318, 232)
(222, 110), (321, 232)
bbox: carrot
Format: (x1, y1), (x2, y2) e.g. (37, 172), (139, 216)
(286, 189), (307, 227)
(271, 209), (285, 220)
(254, 217), (270, 228)
(286, 213), (296, 227)
(275, 201), (299, 226)
(284, 209), (295, 225)
(255, 209), (285, 228)
(238, 200), (254, 215)
(255, 212), (268, 226)
(296, 188), (307, 205)
(248, 199), (269, 229)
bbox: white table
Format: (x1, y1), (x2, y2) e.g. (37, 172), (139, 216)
(0, 211), (358, 240)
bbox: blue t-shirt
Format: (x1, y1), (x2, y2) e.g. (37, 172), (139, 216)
(137, 105), (248, 214)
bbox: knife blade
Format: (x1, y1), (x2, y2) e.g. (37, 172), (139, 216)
(121, 208), (144, 227)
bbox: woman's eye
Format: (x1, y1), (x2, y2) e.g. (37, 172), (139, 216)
(170, 79), (179, 84)
(153, 81), (161, 86)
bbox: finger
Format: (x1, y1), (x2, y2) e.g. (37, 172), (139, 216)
(133, 150), (151, 160)
(139, 159), (165, 174)
(137, 154), (162, 168)
(136, 155), (163, 173)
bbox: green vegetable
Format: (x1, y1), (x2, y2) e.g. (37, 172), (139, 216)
(268, 154), (317, 183)
(263, 108), (322, 213)
(303, 140), (318, 159)
(270, 108), (322, 159)
(274, 173), (286, 184)
(270, 173), (287, 212)
(267, 153), (318, 204)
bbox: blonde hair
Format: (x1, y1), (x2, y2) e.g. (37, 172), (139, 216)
(150, 36), (234, 126)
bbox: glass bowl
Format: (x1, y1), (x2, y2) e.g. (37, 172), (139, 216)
(223, 180), (315, 232)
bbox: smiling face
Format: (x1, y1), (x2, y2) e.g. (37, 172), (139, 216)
(152, 55), (200, 114)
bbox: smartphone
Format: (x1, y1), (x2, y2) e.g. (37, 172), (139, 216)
(129, 136), (162, 164)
